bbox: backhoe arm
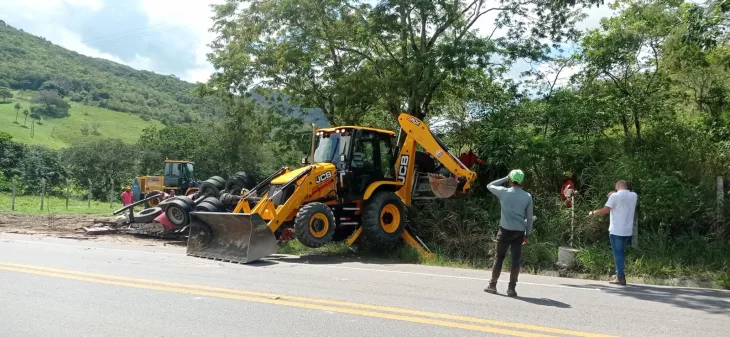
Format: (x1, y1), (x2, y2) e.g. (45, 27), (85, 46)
(395, 113), (477, 206)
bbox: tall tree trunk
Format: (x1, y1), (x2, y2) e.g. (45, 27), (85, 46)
(632, 105), (641, 140)
(620, 114), (630, 138)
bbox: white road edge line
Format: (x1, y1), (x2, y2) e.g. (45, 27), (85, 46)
(3, 237), (602, 291)
(4, 239), (182, 256)
(283, 263), (602, 291)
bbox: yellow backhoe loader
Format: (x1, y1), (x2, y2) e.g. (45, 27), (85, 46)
(186, 113), (477, 263)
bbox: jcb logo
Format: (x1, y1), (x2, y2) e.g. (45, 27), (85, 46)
(315, 171), (332, 184)
(409, 117), (421, 126)
(397, 155), (409, 183)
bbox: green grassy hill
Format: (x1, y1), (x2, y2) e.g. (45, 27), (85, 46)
(0, 22), (329, 146)
(0, 23), (208, 124)
(0, 91), (160, 149)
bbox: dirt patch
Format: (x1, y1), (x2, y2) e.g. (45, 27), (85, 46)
(0, 213), (181, 247)
(0, 213), (95, 234)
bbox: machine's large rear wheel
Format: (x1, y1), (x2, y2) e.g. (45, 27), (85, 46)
(294, 202), (336, 248)
(362, 191), (406, 248)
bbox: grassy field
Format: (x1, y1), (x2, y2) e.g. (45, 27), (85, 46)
(0, 193), (116, 215)
(0, 91), (161, 149)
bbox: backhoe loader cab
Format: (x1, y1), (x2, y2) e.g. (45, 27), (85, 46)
(311, 127), (397, 200)
(186, 113), (477, 264)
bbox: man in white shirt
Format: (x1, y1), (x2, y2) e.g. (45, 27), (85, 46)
(588, 180), (638, 286)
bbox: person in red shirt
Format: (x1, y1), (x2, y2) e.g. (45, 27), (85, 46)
(458, 149), (485, 168)
(560, 172), (575, 208)
(121, 186), (133, 206)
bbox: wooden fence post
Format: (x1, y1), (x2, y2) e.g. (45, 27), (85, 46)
(11, 180), (16, 211)
(40, 178), (46, 210)
(717, 176), (724, 224)
(632, 204), (639, 249)
(66, 179), (70, 210)
(88, 179), (92, 208)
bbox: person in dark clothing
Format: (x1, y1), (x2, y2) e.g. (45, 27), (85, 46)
(484, 170), (534, 297)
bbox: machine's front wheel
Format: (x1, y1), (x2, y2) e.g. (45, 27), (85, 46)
(362, 191), (406, 248)
(294, 202), (336, 248)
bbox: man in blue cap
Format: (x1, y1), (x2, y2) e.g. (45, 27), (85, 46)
(484, 169), (534, 297)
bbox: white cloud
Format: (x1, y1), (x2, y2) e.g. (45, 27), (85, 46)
(56, 28), (125, 63)
(137, 0), (222, 83)
(64, 0), (104, 11)
(1, 1), (157, 73)
(183, 66), (215, 83)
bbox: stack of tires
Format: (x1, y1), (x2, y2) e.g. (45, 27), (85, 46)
(157, 172), (257, 229)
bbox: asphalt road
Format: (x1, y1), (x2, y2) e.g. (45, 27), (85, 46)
(1, 233), (728, 337)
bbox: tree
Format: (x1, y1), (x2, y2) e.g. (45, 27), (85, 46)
(29, 112), (41, 138)
(14, 103), (21, 123)
(22, 109), (29, 126)
(0, 87), (12, 102)
(581, 0), (677, 140)
(62, 139), (138, 199)
(662, 0), (730, 122)
(0, 132), (25, 181)
(17, 145), (66, 194)
(31, 90), (70, 118)
(206, 0), (604, 125)
(38, 80), (68, 97)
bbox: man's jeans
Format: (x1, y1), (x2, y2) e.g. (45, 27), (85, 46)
(609, 234), (632, 277)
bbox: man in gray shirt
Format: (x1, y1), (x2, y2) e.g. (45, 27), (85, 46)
(484, 169), (534, 297)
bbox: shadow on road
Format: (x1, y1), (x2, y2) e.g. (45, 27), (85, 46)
(562, 283), (730, 315)
(513, 296), (572, 308)
(260, 254), (409, 267)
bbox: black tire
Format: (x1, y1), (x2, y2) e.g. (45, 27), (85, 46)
(165, 200), (192, 227)
(135, 207), (163, 223)
(227, 172), (255, 195)
(158, 196), (194, 211)
(194, 201), (219, 212)
(209, 176), (226, 188)
(233, 171), (256, 186)
(362, 191), (406, 248)
(177, 195), (195, 209)
(226, 178), (246, 195)
(144, 191), (163, 209)
(200, 180), (221, 198)
(200, 197), (225, 211)
(294, 202), (336, 248)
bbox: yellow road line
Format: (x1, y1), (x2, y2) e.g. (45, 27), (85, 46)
(0, 262), (618, 337)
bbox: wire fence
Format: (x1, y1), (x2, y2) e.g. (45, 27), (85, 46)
(1, 179), (122, 215)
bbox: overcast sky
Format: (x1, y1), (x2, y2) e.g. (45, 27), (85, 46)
(0, 0), (615, 84)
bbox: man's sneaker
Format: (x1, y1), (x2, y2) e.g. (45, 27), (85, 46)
(484, 281), (498, 294)
(506, 286), (517, 297)
(609, 275), (627, 286)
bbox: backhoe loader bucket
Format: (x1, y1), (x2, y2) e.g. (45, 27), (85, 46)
(428, 173), (459, 198)
(186, 212), (278, 264)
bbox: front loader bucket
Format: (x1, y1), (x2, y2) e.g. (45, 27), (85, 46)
(186, 212), (278, 264)
(428, 174), (459, 198)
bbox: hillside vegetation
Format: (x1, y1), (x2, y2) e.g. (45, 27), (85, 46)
(0, 90), (160, 149)
(0, 23), (209, 124)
